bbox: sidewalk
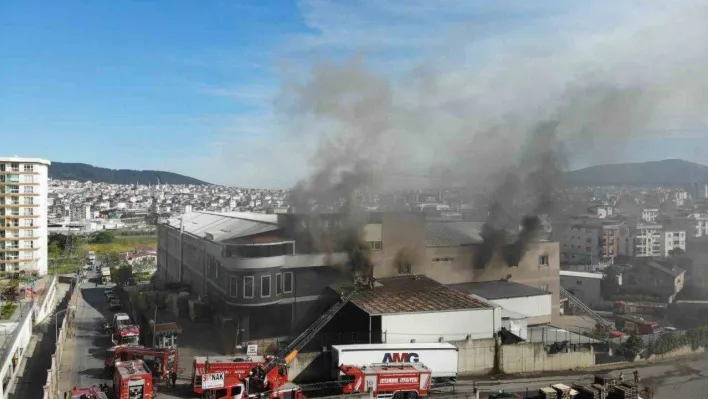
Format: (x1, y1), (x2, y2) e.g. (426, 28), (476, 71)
(57, 283), (83, 394)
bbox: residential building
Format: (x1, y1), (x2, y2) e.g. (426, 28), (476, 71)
(641, 209), (659, 223)
(557, 219), (602, 265)
(600, 223), (633, 262)
(622, 259), (685, 303)
(634, 223), (662, 257)
(690, 213), (708, 237)
(0, 157), (51, 275)
(662, 230), (686, 256)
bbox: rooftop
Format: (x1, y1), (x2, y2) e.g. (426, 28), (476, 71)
(559, 270), (604, 280)
(347, 275), (493, 316)
(0, 156), (51, 165)
(166, 211), (279, 241)
(425, 221), (484, 247)
(449, 280), (550, 300)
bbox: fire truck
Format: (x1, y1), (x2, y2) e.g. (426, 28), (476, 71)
(614, 300), (667, 317)
(339, 363), (432, 399)
(615, 315), (660, 335)
(105, 345), (178, 384)
(112, 325), (140, 346)
(192, 286), (362, 399)
(113, 360), (154, 399)
(70, 385), (109, 399)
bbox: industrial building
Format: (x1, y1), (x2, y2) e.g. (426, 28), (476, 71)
(559, 270), (603, 308)
(0, 157), (50, 275)
(157, 210), (560, 341)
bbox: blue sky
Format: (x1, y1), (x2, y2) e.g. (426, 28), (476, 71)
(2, 1), (708, 188)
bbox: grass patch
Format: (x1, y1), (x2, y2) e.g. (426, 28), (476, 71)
(0, 303), (17, 320)
(85, 236), (156, 255)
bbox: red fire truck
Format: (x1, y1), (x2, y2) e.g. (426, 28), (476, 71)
(105, 345), (178, 384)
(614, 301), (667, 317)
(615, 315), (660, 335)
(113, 360), (154, 399)
(112, 325), (140, 346)
(340, 363), (432, 399)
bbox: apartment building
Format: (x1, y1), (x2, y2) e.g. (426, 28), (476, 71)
(0, 157), (50, 275)
(557, 220), (602, 265)
(601, 223), (633, 261)
(635, 223), (662, 257)
(662, 230), (686, 256)
(641, 209), (659, 223)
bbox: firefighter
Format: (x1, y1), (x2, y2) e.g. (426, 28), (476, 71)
(633, 370), (640, 383)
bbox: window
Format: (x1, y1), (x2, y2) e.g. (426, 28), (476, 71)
(539, 284), (549, 292)
(283, 272), (293, 293)
(229, 276), (238, 297)
(23, 164), (33, 172)
(398, 262), (412, 275)
(243, 276), (254, 299)
(23, 197), (33, 205)
(261, 275), (271, 298)
(10, 163), (18, 172)
(24, 186), (33, 194)
(369, 241), (383, 251)
(23, 208), (33, 216)
(538, 254), (549, 266)
(276, 273), (282, 295)
(432, 257), (454, 262)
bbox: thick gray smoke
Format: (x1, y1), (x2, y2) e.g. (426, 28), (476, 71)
(281, 3), (708, 269)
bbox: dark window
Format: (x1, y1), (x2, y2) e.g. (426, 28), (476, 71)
(283, 272), (293, 293)
(276, 273), (282, 295)
(243, 276), (254, 298)
(261, 275), (271, 298)
(538, 254), (549, 266)
(229, 276), (238, 297)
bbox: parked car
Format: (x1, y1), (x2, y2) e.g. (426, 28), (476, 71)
(109, 299), (122, 311)
(104, 288), (114, 298)
(106, 293), (116, 303)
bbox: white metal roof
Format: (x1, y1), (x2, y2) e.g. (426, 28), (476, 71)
(332, 343), (458, 351)
(559, 270), (603, 280)
(167, 211), (279, 242)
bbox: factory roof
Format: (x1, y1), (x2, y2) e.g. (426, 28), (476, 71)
(348, 275), (494, 316)
(449, 280), (550, 300)
(166, 211), (279, 242)
(425, 221), (485, 247)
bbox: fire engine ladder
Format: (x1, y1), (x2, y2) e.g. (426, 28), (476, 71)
(559, 286), (613, 330)
(263, 288), (359, 374)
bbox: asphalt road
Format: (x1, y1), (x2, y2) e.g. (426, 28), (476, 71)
(66, 274), (186, 398)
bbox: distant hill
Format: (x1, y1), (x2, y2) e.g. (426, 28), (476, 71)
(49, 162), (210, 185)
(564, 159), (708, 186)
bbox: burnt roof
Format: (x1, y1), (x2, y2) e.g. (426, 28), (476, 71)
(449, 280), (550, 300)
(348, 275), (493, 316)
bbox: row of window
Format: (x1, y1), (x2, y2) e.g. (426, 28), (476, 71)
(3, 186), (34, 194)
(0, 197), (34, 206)
(228, 272), (293, 299)
(0, 164), (34, 172)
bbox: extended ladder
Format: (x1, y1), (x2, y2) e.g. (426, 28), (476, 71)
(559, 286), (613, 329)
(263, 288), (359, 373)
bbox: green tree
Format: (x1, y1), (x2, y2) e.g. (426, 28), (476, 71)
(48, 241), (62, 258)
(131, 257), (156, 275)
(110, 264), (133, 285)
(668, 247), (685, 256)
(619, 332), (645, 359)
(90, 231), (115, 244)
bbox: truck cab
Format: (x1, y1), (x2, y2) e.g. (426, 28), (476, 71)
(113, 360), (154, 399)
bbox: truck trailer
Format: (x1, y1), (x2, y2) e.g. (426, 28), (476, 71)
(331, 343), (458, 380)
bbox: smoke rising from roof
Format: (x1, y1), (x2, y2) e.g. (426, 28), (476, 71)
(281, 3), (708, 267)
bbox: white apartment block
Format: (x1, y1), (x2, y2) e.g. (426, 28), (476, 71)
(641, 208), (659, 223)
(0, 157), (50, 275)
(691, 213), (708, 237)
(663, 230), (687, 256)
(635, 223), (662, 257)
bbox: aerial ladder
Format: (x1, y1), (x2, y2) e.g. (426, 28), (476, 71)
(250, 286), (361, 391)
(559, 286), (615, 332)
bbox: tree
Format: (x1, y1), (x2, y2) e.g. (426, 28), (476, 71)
(90, 231), (115, 244)
(110, 265), (133, 285)
(619, 332), (645, 359)
(669, 247), (685, 256)
(48, 241), (62, 258)
(601, 265), (621, 299)
(132, 257), (156, 275)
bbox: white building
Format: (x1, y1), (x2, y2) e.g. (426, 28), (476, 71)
(690, 213), (708, 238)
(663, 230), (687, 256)
(641, 209), (659, 223)
(635, 223), (662, 257)
(0, 157), (50, 275)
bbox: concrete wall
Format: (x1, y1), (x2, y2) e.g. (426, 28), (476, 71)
(381, 308), (501, 343)
(560, 273), (602, 308)
(449, 338), (496, 375)
(500, 342), (595, 373)
(490, 295), (552, 325)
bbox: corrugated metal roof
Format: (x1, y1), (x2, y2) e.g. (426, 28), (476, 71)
(349, 275), (493, 316)
(166, 211), (279, 242)
(425, 221), (485, 247)
(450, 280), (550, 300)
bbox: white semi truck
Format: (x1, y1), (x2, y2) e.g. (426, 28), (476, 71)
(331, 343), (459, 380)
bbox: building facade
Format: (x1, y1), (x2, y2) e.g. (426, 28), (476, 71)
(0, 157), (50, 275)
(662, 230), (686, 256)
(634, 224), (662, 257)
(600, 223), (633, 262)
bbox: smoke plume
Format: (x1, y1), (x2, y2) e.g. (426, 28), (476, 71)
(280, 3), (708, 269)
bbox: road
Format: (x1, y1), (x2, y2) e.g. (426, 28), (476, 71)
(58, 272), (187, 398)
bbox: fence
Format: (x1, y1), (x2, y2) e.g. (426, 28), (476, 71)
(42, 277), (79, 399)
